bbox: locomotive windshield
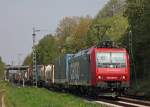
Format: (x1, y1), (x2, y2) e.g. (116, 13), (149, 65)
(96, 52), (126, 68)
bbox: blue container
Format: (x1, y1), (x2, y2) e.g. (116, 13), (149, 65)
(68, 49), (90, 86)
(36, 65), (42, 81)
(54, 54), (73, 84)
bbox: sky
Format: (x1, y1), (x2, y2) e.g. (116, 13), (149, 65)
(0, 0), (108, 65)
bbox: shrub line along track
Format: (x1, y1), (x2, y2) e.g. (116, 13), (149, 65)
(87, 96), (150, 107)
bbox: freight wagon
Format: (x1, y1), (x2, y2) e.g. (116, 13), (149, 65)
(7, 41), (130, 98)
(53, 54), (73, 84)
(52, 41), (130, 97)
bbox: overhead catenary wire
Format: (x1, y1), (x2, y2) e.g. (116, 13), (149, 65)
(94, 25), (111, 44)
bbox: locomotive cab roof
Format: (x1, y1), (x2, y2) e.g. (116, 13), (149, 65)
(73, 41), (125, 58)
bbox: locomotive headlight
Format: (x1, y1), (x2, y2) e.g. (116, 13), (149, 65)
(110, 65), (113, 68)
(98, 76), (102, 79)
(122, 76), (126, 80)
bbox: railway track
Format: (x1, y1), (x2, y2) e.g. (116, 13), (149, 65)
(49, 87), (150, 107)
(87, 96), (150, 107)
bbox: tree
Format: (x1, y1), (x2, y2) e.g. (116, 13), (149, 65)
(23, 54), (32, 65)
(55, 16), (80, 53)
(96, 0), (126, 18)
(56, 16), (92, 53)
(65, 16), (92, 52)
(123, 0), (150, 79)
(86, 15), (128, 47)
(36, 34), (58, 64)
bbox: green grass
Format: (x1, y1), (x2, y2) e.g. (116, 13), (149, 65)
(1, 82), (107, 107)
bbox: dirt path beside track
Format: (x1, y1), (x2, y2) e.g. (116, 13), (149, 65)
(0, 93), (2, 107)
(0, 91), (5, 107)
(2, 95), (5, 107)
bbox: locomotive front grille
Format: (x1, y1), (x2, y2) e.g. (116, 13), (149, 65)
(97, 81), (129, 89)
(107, 81), (121, 88)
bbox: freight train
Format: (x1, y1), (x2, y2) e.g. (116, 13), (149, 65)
(7, 41), (130, 98)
